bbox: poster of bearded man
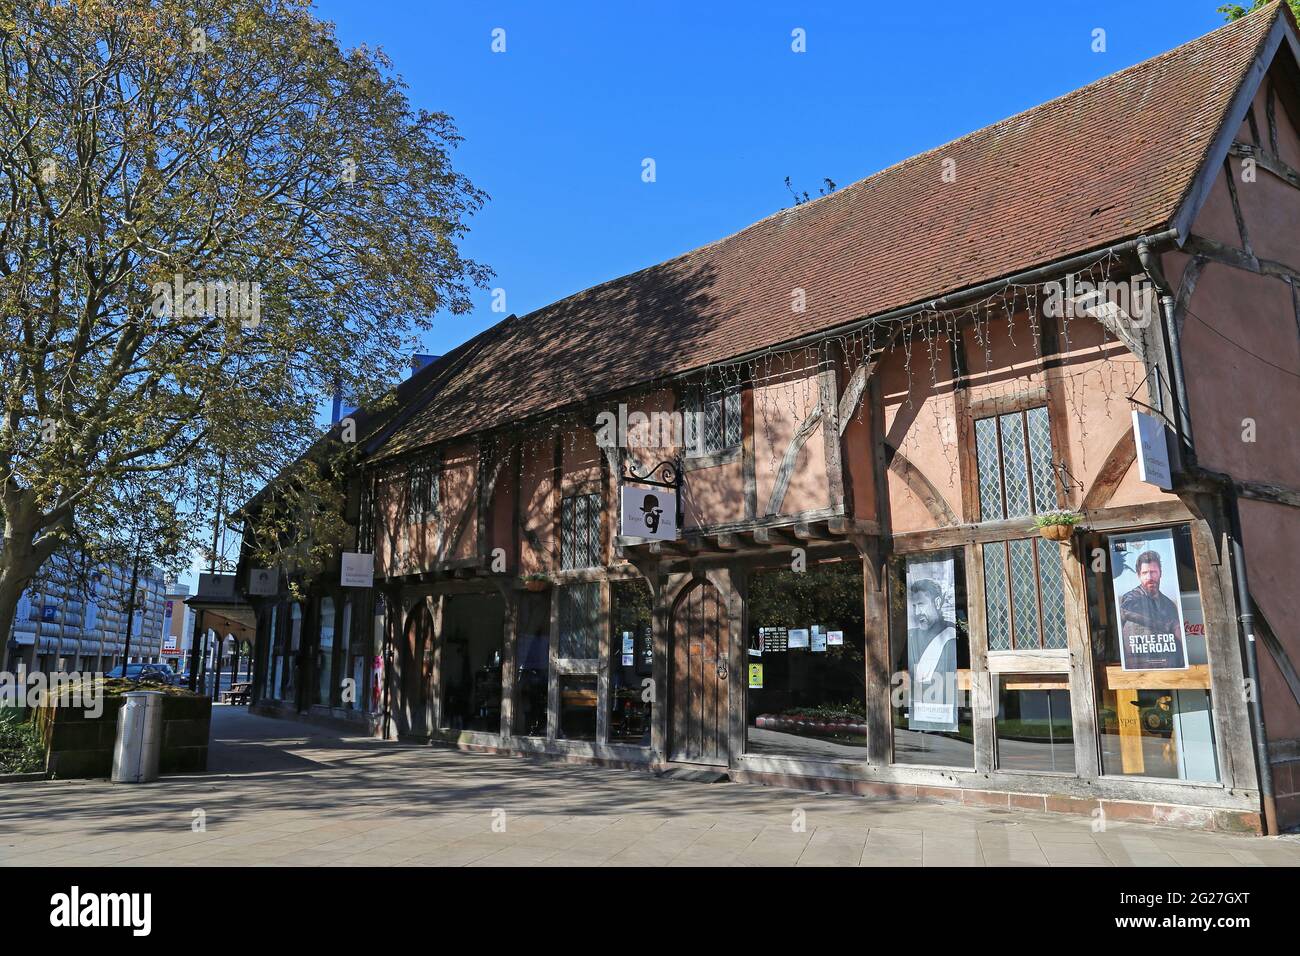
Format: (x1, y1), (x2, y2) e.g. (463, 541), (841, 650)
(1109, 529), (1188, 671)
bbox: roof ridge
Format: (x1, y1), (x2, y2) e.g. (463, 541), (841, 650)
(503, 3), (1283, 327)
(376, 5), (1287, 457)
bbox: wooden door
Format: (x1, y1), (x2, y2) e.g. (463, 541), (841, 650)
(399, 602), (434, 735)
(670, 578), (730, 765)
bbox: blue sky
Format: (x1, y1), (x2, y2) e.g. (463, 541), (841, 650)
(192, 0), (1233, 583)
(313, 0), (1231, 358)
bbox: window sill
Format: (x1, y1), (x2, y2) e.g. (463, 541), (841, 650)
(683, 447), (741, 470)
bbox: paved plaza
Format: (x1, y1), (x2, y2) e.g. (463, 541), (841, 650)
(1, 708), (1298, 867)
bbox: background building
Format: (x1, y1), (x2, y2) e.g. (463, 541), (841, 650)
(5, 552), (166, 673)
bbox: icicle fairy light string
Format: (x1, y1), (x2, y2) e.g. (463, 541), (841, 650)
(452, 250), (1142, 510)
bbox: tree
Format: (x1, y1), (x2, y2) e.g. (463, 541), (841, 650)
(0, 0), (491, 651)
(1219, 1), (1300, 21)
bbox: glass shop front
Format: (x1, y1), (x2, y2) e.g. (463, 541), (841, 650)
(735, 520), (1225, 797)
(744, 559), (867, 759)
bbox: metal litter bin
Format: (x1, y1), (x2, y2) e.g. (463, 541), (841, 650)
(112, 691), (164, 783)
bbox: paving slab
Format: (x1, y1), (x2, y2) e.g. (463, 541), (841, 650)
(2, 707), (1296, 867)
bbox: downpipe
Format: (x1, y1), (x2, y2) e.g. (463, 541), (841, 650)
(1139, 241), (1277, 835)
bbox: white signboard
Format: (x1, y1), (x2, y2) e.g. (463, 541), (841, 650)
(247, 568), (278, 596)
(341, 552), (375, 588)
(1132, 410), (1172, 490)
(620, 485), (678, 541)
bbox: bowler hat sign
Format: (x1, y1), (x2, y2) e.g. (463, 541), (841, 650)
(620, 484), (678, 541)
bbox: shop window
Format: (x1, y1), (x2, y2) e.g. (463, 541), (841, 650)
(262, 603), (280, 701)
(558, 582), (600, 659)
(514, 590), (550, 737)
(441, 593), (505, 733)
(890, 550), (974, 768)
(996, 674), (1074, 773)
(406, 458), (439, 525)
(974, 406), (1058, 521)
(559, 675), (597, 741)
(561, 493), (602, 569)
(339, 598), (355, 709)
(1087, 524), (1219, 782)
(315, 597), (335, 706)
(367, 595), (385, 715)
(745, 560), (866, 759)
(281, 602), (302, 702)
(683, 381), (742, 457)
(983, 537), (1068, 650)
(609, 579), (653, 746)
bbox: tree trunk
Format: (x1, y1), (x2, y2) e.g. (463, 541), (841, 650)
(0, 549), (38, 666)
(0, 491), (68, 661)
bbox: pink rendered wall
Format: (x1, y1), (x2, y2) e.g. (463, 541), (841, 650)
(1179, 68), (1300, 760)
(488, 446), (517, 569)
(439, 440), (478, 562)
(877, 305), (1173, 536)
(880, 330), (961, 533)
(751, 359), (831, 520)
(518, 436), (554, 575)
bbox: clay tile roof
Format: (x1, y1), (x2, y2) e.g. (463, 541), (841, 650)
(378, 3), (1285, 459)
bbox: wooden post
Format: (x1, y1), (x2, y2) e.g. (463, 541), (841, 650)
(547, 586), (560, 740)
(965, 542), (995, 773)
(1191, 505), (1258, 791)
(860, 540), (892, 765)
(428, 593), (444, 735)
(726, 566), (747, 769)
(1062, 538), (1101, 778)
(650, 567), (670, 759)
(596, 579), (612, 745)
(499, 585), (518, 738)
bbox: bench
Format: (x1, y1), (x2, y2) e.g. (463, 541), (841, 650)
(222, 681), (252, 706)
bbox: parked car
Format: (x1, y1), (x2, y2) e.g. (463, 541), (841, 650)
(104, 663), (184, 685)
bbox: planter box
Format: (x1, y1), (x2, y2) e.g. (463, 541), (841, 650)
(33, 693), (212, 779)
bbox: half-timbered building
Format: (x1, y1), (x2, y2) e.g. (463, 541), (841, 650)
(242, 4), (1300, 833)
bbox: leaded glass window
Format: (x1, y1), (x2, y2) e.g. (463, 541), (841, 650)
(561, 493), (601, 570)
(406, 459), (439, 524)
(558, 582), (600, 659)
(982, 537), (1069, 651)
(974, 406), (1059, 521)
(684, 382), (743, 457)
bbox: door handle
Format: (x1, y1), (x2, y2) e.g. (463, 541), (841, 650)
(716, 658), (728, 680)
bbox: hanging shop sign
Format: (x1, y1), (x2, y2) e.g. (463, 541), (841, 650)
(905, 554), (960, 732)
(619, 459), (681, 541)
(247, 568), (278, 596)
(340, 552), (375, 588)
(619, 485), (678, 541)
(1109, 529), (1187, 671)
(1132, 410), (1173, 490)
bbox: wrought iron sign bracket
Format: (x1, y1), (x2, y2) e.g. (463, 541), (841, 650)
(620, 456), (685, 532)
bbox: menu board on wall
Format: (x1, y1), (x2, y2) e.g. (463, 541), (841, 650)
(759, 626), (788, 653)
(1109, 529), (1188, 671)
(905, 554), (960, 732)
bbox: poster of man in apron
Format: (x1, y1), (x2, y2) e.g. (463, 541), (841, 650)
(905, 555), (961, 731)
